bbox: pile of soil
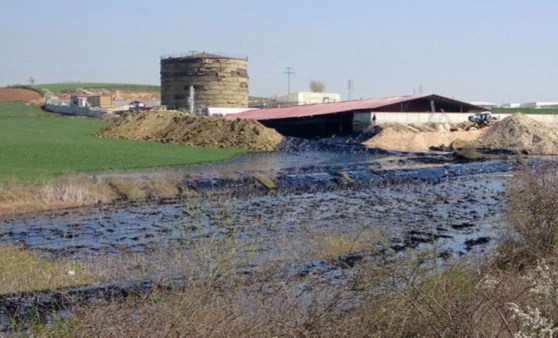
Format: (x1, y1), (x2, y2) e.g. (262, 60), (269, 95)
(97, 111), (283, 151)
(363, 123), (485, 152)
(0, 88), (44, 103)
(476, 114), (558, 155)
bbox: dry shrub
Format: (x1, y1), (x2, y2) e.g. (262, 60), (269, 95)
(0, 174), (184, 217)
(0, 175), (114, 215)
(497, 163), (558, 269)
(53, 284), (257, 337)
(108, 179), (148, 200)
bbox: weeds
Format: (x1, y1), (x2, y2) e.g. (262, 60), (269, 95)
(14, 161), (558, 336)
(497, 162), (558, 268)
(0, 175), (115, 215)
(0, 244), (96, 294)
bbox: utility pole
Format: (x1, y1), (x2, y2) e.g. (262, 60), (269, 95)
(347, 80), (354, 101)
(284, 67), (295, 96)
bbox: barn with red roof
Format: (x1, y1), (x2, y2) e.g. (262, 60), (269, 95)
(225, 94), (485, 138)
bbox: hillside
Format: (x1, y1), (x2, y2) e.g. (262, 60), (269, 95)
(0, 88), (44, 103)
(37, 83), (160, 94)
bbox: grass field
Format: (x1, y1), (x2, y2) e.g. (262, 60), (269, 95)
(493, 107), (558, 115)
(0, 102), (245, 182)
(37, 83), (160, 93)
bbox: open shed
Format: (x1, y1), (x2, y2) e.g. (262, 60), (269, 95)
(225, 94), (485, 138)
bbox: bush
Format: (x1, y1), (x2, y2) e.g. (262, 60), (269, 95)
(499, 163), (558, 268)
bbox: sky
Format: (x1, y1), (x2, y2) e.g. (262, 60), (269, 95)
(1, 0), (557, 103)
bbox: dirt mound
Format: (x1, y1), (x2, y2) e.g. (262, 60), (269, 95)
(476, 114), (558, 155)
(97, 111), (283, 151)
(363, 123), (485, 152)
(0, 88), (44, 103)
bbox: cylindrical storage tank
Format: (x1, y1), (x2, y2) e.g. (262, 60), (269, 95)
(160, 53), (248, 111)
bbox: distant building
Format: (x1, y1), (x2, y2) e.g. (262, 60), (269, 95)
(520, 102), (558, 109)
(469, 101), (498, 110)
(500, 103), (521, 109)
(277, 91), (341, 105)
(70, 94), (111, 108)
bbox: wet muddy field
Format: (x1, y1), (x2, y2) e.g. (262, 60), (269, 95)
(0, 171), (507, 260)
(0, 143), (519, 331)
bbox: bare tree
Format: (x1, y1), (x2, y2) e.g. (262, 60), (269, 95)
(309, 80), (326, 93)
(28, 76), (36, 86)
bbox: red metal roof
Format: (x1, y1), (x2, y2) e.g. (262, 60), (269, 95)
(225, 94), (482, 121)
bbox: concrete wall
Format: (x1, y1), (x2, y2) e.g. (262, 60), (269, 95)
(45, 103), (105, 117)
(45, 103), (129, 117)
(373, 112), (558, 124)
(206, 107), (256, 116)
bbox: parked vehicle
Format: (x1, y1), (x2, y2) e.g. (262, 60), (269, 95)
(129, 100), (145, 111)
(462, 112), (498, 130)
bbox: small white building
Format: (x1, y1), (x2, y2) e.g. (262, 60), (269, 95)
(501, 103), (521, 108)
(469, 101), (499, 110)
(520, 102), (558, 109)
(205, 107), (257, 116)
(277, 91), (341, 105)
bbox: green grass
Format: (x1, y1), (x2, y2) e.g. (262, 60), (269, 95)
(37, 82), (160, 93)
(0, 102), (245, 182)
(492, 107), (558, 115)
(248, 96), (272, 101)
(0, 244), (96, 294)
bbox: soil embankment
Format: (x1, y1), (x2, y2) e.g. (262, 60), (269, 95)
(0, 88), (44, 103)
(476, 114), (558, 155)
(97, 110), (283, 151)
(363, 123), (485, 152)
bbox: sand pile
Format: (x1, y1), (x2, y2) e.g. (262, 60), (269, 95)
(476, 114), (558, 155)
(97, 111), (283, 151)
(363, 123), (485, 152)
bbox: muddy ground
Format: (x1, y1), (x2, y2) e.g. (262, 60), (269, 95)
(0, 139), (522, 331)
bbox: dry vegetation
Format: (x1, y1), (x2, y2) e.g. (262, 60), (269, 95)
(0, 175), (115, 215)
(0, 174), (186, 217)
(3, 164), (558, 336)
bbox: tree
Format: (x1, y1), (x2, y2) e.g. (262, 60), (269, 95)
(28, 76), (35, 86)
(309, 80), (326, 93)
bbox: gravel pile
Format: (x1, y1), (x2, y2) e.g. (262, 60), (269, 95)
(476, 114), (558, 155)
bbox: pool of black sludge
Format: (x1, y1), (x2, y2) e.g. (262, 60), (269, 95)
(0, 159), (512, 331)
(0, 160), (511, 259)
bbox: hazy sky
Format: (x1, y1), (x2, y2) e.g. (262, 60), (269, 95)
(1, 0), (557, 103)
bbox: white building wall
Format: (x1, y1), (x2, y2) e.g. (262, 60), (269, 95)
(373, 112), (558, 124)
(277, 92), (341, 105)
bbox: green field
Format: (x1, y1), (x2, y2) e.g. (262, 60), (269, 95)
(492, 107), (558, 115)
(0, 102), (244, 182)
(37, 83), (160, 93)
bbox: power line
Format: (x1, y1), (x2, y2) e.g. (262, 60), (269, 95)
(284, 67), (295, 96)
(347, 80), (354, 101)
